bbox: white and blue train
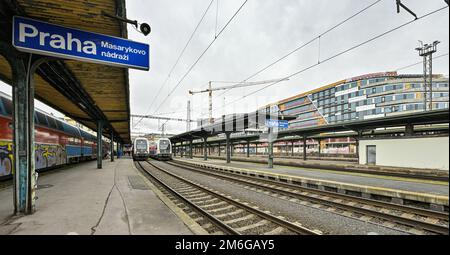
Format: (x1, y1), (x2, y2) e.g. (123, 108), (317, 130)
(149, 138), (172, 161)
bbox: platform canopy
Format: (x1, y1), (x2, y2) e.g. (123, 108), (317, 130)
(170, 111), (298, 143)
(170, 109), (450, 144)
(0, 0), (132, 143)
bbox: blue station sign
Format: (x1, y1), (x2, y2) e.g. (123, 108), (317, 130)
(265, 119), (289, 129)
(12, 16), (150, 70)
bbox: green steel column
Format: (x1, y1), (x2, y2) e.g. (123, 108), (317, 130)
(180, 141), (184, 157)
(268, 128), (274, 169)
(303, 136), (307, 161)
(317, 139), (322, 159)
(246, 141), (250, 158)
(12, 55), (36, 214)
(189, 140), (193, 159)
(291, 141), (295, 157)
(218, 143), (221, 157)
(356, 130), (363, 163)
(226, 133), (231, 163)
(97, 121), (103, 169)
(203, 137), (208, 161)
(110, 132), (114, 162)
(116, 142), (120, 159)
(268, 142), (274, 168)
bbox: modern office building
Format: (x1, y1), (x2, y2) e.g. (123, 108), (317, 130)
(276, 71), (449, 129)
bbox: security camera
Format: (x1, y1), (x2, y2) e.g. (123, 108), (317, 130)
(140, 23), (151, 36)
(101, 11), (151, 37)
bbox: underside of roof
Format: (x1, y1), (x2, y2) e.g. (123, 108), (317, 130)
(0, 0), (132, 143)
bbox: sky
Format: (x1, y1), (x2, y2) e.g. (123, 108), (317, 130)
(1, 0), (449, 135)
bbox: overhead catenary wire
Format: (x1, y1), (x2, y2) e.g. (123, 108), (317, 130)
(153, 0), (249, 114)
(213, 0), (384, 100)
(211, 5), (449, 115)
(133, 0), (216, 128)
(396, 53), (449, 71)
(135, 0), (380, 129)
(215, 0), (220, 38)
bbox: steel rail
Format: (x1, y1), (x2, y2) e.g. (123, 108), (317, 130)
(136, 161), (239, 235)
(146, 160), (321, 235)
(168, 161), (449, 235)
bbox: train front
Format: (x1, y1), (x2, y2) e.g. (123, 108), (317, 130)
(158, 139), (172, 161)
(133, 138), (149, 161)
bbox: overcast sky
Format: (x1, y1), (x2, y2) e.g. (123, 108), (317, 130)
(1, 0), (449, 135)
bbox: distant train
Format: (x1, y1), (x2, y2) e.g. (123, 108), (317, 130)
(149, 138), (172, 161)
(132, 137), (150, 161)
(0, 92), (109, 180)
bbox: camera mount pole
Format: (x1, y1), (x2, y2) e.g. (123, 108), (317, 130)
(101, 11), (138, 28)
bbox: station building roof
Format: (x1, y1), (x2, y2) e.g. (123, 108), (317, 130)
(0, 0), (132, 143)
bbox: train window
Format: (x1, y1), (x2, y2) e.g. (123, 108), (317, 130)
(135, 140), (148, 150)
(55, 120), (64, 131)
(1, 97), (13, 115)
(36, 112), (48, 127)
(47, 117), (58, 129)
(63, 123), (80, 137)
(0, 99), (4, 115)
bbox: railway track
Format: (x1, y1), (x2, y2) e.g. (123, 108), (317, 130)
(165, 160), (449, 235)
(135, 161), (321, 235)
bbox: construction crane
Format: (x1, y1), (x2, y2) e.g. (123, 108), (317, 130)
(189, 78), (289, 124)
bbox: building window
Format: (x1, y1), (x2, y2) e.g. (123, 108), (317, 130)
(392, 105), (400, 112)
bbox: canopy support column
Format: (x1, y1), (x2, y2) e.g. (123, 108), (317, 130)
(116, 142), (120, 159)
(11, 53), (38, 215)
(268, 141), (274, 168)
(97, 121), (103, 169)
(110, 132), (114, 162)
(268, 128), (274, 169)
(226, 133), (231, 163)
(203, 137), (208, 161)
(291, 141), (295, 157)
(303, 136), (307, 161)
(246, 141), (250, 158)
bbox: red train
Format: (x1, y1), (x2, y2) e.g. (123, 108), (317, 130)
(0, 93), (109, 180)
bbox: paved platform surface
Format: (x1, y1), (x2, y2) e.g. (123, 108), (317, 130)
(0, 158), (194, 235)
(177, 157), (449, 196)
(189, 154), (448, 180)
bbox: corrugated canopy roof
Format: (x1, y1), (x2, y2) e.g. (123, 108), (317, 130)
(0, 0), (132, 143)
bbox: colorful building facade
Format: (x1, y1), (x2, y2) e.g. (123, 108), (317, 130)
(276, 72), (449, 129)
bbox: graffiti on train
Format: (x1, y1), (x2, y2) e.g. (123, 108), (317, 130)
(0, 142), (67, 177)
(0, 141), (13, 177)
(35, 144), (67, 169)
